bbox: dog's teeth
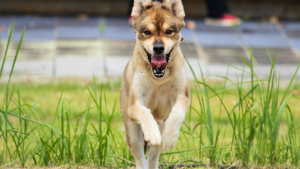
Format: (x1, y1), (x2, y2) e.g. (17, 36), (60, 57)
(162, 69), (164, 73)
(154, 70), (156, 73)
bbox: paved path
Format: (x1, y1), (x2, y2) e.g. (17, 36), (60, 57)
(0, 16), (300, 80)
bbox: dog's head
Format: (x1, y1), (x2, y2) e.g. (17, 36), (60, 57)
(131, 0), (185, 78)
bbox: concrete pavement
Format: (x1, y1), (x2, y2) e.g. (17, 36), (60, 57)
(0, 16), (300, 80)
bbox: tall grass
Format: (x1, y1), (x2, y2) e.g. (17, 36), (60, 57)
(0, 24), (300, 168)
(183, 42), (300, 167)
(0, 24), (127, 168)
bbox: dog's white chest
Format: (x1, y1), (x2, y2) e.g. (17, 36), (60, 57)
(147, 83), (175, 120)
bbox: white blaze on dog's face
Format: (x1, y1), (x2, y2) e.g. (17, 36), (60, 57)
(131, 0), (185, 78)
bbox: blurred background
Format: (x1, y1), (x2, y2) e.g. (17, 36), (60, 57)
(0, 0), (300, 80)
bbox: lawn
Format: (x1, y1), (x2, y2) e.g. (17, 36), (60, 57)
(1, 22), (300, 169)
(1, 76), (300, 168)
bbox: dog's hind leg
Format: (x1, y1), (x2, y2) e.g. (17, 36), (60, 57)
(147, 120), (164, 169)
(125, 121), (148, 169)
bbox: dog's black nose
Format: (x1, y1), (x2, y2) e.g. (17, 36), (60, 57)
(153, 44), (164, 55)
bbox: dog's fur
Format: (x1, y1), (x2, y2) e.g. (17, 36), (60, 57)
(120, 0), (190, 168)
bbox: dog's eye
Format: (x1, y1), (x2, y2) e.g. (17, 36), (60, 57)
(166, 30), (173, 35)
(144, 31), (151, 35)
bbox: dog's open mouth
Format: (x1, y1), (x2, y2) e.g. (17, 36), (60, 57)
(146, 49), (171, 78)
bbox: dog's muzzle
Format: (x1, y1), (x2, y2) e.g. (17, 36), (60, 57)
(146, 49), (172, 78)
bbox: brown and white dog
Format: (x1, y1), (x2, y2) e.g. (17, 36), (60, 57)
(120, 0), (190, 168)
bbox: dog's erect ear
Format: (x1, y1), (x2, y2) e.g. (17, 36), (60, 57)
(163, 0), (185, 18)
(131, 0), (152, 17)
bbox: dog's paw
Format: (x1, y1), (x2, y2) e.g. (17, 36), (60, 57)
(143, 125), (162, 146)
(161, 128), (179, 151)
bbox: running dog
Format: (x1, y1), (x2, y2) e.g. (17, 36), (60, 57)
(120, 0), (190, 168)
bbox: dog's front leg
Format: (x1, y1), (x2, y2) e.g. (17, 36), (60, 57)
(128, 101), (162, 146)
(127, 92), (162, 169)
(161, 94), (190, 151)
(147, 120), (164, 169)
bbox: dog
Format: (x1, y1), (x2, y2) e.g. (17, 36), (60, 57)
(120, 0), (190, 168)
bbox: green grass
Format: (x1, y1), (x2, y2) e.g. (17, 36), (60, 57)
(1, 23), (300, 168)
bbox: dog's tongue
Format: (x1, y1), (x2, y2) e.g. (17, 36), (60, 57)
(150, 56), (167, 68)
